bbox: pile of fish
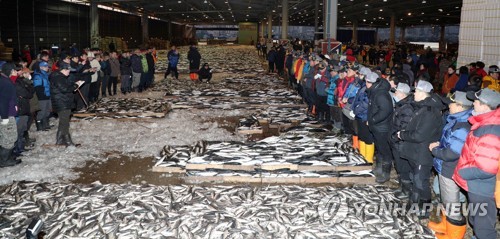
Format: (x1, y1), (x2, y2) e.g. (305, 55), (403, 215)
(168, 97), (303, 110)
(155, 127), (368, 171)
(156, 45), (264, 74)
(0, 181), (436, 238)
(75, 98), (171, 119)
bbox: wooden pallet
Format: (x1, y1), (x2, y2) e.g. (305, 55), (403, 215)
(183, 175), (376, 185)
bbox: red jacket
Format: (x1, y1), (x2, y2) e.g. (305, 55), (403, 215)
(336, 76), (355, 108)
(475, 68), (487, 78)
(453, 109), (500, 197)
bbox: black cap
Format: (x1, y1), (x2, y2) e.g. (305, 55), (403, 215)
(1, 63), (21, 76)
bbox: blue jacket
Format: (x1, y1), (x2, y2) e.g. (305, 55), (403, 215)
(432, 109), (472, 178)
(452, 74), (468, 92)
(167, 50), (180, 67)
(343, 78), (362, 104)
(33, 70), (50, 100)
(315, 74), (329, 97)
(327, 74), (339, 106)
(352, 84), (369, 121)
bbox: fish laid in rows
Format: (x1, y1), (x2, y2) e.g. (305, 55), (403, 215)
(0, 181), (436, 239)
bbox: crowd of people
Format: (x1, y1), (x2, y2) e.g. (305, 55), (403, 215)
(276, 42), (499, 238)
(0, 46), (160, 167)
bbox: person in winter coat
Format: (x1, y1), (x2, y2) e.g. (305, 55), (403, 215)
(276, 45), (286, 77)
(120, 51), (132, 94)
(198, 63), (213, 83)
(474, 61), (487, 78)
(452, 66), (469, 93)
(285, 51), (295, 88)
(481, 65), (499, 92)
(130, 49), (143, 91)
(139, 50), (149, 92)
(187, 45), (201, 73)
(427, 91), (473, 239)
(351, 70), (372, 162)
(108, 51), (121, 96)
(402, 63), (415, 87)
(464, 75), (482, 93)
(453, 88), (500, 239)
(100, 53), (111, 97)
(389, 83), (414, 199)
(416, 63), (431, 83)
(88, 53), (101, 103)
(50, 63), (84, 146)
(314, 62), (330, 123)
(33, 61), (51, 131)
(164, 45), (180, 80)
(145, 48), (155, 89)
(0, 63), (22, 167)
(267, 47), (277, 73)
(397, 80), (445, 219)
(337, 65), (357, 134)
(327, 67), (342, 129)
(366, 72), (394, 183)
(441, 65), (459, 95)
(14, 70), (35, 155)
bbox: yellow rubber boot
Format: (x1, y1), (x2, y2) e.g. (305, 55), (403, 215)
(428, 211), (447, 234)
(359, 141), (366, 158)
(352, 135), (359, 150)
(365, 143), (375, 163)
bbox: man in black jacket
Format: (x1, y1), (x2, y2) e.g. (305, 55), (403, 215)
(366, 72), (394, 183)
(145, 48), (155, 89)
(389, 83), (414, 198)
(0, 63), (22, 167)
(120, 51), (132, 94)
(397, 80), (444, 218)
(187, 45), (201, 74)
(14, 70), (35, 155)
(198, 63), (212, 83)
(50, 63), (84, 146)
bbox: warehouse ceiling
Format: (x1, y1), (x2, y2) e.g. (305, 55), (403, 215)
(88, 0), (463, 27)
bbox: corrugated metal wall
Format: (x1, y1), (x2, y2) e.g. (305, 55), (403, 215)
(0, 0), (175, 53)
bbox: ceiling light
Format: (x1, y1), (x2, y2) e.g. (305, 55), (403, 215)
(379, 9), (383, 12)
(160, 5), (163, 8)
(383, 0), (387, 2)
(438, 9), (443, 12)
(422, 0), (426, 3)
(365, 4), (369, 7)
(408, 12), (412, 16)
(178, 1), (181, 3)
(203, 0), (207, 3)
(248, 6), (251, 9)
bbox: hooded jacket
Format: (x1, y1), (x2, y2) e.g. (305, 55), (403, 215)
(167, 50), (180, 67)
(33, 69), (51, 100)
(326, 74), (339, 106)
(367, 78), (394, 132)
(432, 109), (472, 179)
(453, 109), (500, 197)
(50, 71), (77, 112)
(399, 94), (445, 166)
(482, 75), (499, 92)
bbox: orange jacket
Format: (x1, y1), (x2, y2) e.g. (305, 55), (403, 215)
(442, 73), (459, 95)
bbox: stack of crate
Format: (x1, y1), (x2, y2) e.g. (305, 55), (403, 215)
(0, 41), (13, 61)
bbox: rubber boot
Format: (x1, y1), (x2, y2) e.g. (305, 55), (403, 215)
(376, 163), (392, 183)
(435, 217), (466, 239)
(365, 143), (375, 163)
(417, 199), (432, 219)
(359, 141), (366, 158)
(428, 210), (447, 234)
(64, 134), (75, 146)
(43, 117), (52, 130)
(24, 131), (35, 147)
(56, 131), (65, 145)
(35, 120), (43, 131)
(0, 146), (22, 168)
(352, 135), (359, 150)
(395, 180), (412, 199)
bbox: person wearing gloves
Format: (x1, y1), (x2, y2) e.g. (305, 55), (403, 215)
(397, 80), (445, 218)
(50, 63), (84, 146)
(453, 88), (500, 239)
(427, 91), (473, 239)
(33, 61), (51, 131)
(366, 71), (394, 183)
(388, 83), (415, 199)
(0, 63), (22, 167)
(351, 67), (371, 162)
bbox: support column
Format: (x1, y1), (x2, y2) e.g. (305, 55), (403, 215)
(141, 14), (149, 45)
(281, 0), (289, 39)
(267, 14), (273, 39)
(457, 0), (500, 70)
(259, 21), (265, 38)
(90, 1), (99, 48)
(400, 26), (406, 43)
(439, 25), (446, 52)
(324, 0), (338, 40)
(389, 13), (396, 45)
(375, 27), (379, 45)
(314, 0), (319, 40)
(168, 21), (172, 40)
(352, 20), (358, 44)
